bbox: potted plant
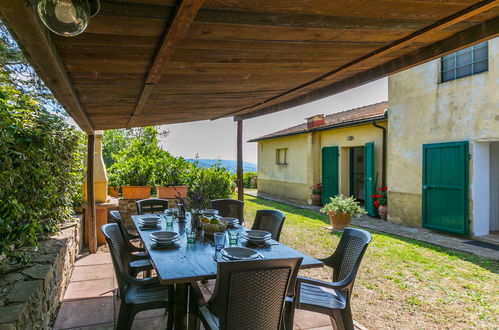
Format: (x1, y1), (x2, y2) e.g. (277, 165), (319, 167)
(321, 195), (367, 230)
(310, 183), (322, 206)
(372, 187), (388, 220)
(155, 158), (189, 199)
(115, 157), (153, 199)
(107, 171), (120, 198)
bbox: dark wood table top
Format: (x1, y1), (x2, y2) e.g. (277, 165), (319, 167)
(132, 214), (324, 285)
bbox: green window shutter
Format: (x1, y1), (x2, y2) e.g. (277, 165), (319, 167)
(422, 141), (469, 236)
(364, 142), (376, 216)
(322, 146), (339, 205)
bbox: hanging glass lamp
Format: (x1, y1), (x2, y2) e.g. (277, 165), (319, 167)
(37, 0), (100, 37)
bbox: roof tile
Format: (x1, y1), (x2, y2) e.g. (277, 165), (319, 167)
(249, 101), (387, 142)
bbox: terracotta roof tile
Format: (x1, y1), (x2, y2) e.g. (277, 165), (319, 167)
(249, 101), (388, 142)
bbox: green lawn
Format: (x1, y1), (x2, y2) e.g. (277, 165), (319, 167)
(242, 194), (499, 329)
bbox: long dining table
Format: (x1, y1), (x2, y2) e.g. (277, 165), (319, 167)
(132, 213), (324, 330)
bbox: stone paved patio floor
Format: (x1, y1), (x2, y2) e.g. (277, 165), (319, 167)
(246, 191), (499, 261)
(54, 252), (366, 330)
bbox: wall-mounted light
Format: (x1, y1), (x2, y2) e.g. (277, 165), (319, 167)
(37, 0), (100, 37)
(347, 136), (354, 141)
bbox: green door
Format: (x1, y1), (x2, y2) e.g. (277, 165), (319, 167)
(364, 142), (376, 216)
(422, 141), (469, 235)
(322, 146), (339, 205)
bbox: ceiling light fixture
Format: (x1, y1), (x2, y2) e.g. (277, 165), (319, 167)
(36, 0), (100, 37)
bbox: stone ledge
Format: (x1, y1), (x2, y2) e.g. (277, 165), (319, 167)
(0, 216), (82, 329)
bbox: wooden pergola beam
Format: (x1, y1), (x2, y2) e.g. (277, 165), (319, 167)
(0, 0), (94, 133)
(230, 0), (499, 120)
(236, 16), (499, 120)
(127, 0), (205, 128)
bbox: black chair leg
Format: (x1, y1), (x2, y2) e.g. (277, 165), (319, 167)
(116, 301), (135, 330)
(339, 304), (354, 330)
(167, 303), (174, 330)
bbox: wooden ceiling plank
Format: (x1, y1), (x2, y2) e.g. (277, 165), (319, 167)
(235, 16), (499, 120)
(223, 0), (499, 119)
(0, 0), (94, 133)
(127, 0), (206, 128)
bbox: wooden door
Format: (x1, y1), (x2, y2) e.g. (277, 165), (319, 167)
(364, 142), (375, 216)
(322, 146), (339, 205)
(422, 141), (469, 235)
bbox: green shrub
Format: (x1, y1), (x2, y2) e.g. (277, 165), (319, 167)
(243, 171), (258, 188)
(104, 127), (232, 201)
(188, 164), (232, 202)
(0, 78), (85, 260)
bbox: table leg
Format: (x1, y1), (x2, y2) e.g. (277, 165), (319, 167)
(174, 283), (188, 330)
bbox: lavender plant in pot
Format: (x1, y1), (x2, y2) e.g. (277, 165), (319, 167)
(321, 195), (367, 230)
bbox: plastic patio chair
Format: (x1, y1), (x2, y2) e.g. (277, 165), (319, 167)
(101, 223), (174, 330)
(136, 198), (169, 215)
(210, 198), (245, 226)
(110, 210), (140, 241)
(107, 211), (152, 277)
(189, 257), (303, 330)
(294, 228), (372, 330)
(251, 209), (286, 241)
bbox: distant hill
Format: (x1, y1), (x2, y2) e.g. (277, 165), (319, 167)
(186, 159), (257, 174)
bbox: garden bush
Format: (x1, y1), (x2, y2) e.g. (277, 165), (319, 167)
(105, 128), (232, 200)
(0, 77), (85, 261)
(243, 171), (258, 188)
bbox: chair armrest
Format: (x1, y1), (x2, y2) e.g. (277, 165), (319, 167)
(129, 276), (160, 286)
(297, 276), (348, 291)
(128, 232), (140, 239)
(130, 252), (149, 261)
(189, 281), (208, 306)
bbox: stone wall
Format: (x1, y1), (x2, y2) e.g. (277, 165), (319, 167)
(0, 216), (83, 330)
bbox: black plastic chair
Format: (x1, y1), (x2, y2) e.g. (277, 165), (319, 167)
(211, 198), (245, 226)
(136, 198), (169, 215)
(108, 211), (152, 277)
(110, 210), (140, 241)
(101, 223), (174, 330)
(251, 210), (286, 241)
(294, 228), (372, 330)
(190, 257), (303, 330)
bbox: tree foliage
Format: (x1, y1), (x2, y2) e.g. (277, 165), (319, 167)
(0, 73), (85, 261)
(0, 20), (62, 113)
(104, 127), (232, 200)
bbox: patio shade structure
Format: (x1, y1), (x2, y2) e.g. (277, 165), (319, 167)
(1, 0), (498, 252)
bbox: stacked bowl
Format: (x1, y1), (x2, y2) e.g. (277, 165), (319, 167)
(138, 217), (160, 229)
(149, 231), (180, 246)
(242, 230), (272, 244)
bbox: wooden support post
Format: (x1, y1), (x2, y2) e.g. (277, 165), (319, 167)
(237, 120), (244, 201)
(86, 134), (97, 254)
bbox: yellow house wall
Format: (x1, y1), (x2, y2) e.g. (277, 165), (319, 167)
(257, 134), (311, 201)
(387, 38), (499, 229)
(256, 122), (386, 203)
(319, 123), (386, 196)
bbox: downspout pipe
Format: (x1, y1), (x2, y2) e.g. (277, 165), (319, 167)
(372, 110), (388, 188)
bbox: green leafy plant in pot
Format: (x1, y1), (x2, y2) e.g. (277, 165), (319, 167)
(320, 195), (367, 230)
(109, 156), (154, 199)
(154, 155), (189, 199)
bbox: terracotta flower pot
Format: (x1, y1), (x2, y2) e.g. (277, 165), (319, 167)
(156, 185), (188, 199)
(108, 186), (119, 198)
(311, 193), (322, 206)
(327, 211), (352, 230)
(378, 205), (388, 220)
(121, 185), (151, 199)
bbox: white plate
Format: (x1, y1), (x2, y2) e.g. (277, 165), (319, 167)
(150, 231), (179, 241)
(221, 247), (259, 260)
(201, 209), (219, 216)
(139, 217), (160, 223)
(219, 217), (239, 225)
(244, 230), (271, 239)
